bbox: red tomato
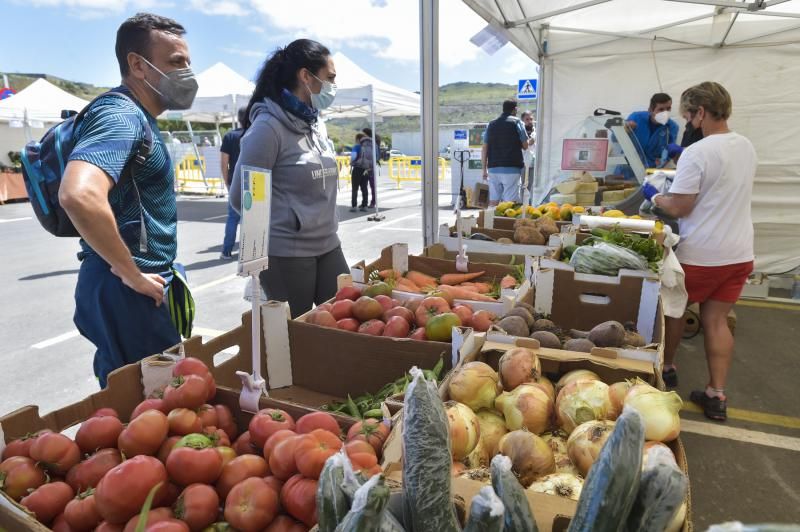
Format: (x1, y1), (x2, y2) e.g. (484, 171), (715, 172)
(451, 304), (474, 327)
(295, 412), (341, 436)
(195, 405), (218, 428)
(383, 315), (411, 337)
(168, 409), (203, 436)
(336, 318), (360, 332)
(131, 399), (167, 420)
(293, 429), (342, 480)
(122, 507), (173, 532)
(51, 513), (74, 532)
(232, 431), (259, 456)
(172, 357), (216, 402)
(166, 445), (223, 486)
(382, 306), (415, 325)
(66, 448), (123, 493)
(64, 491), (102, 532)
(215, 446), (236, 468)
(163, 375), (208, 411)
(305, 310), (337, 328)
(280, 475), (318, 528)
(263, 430), (296, 463)
(223, 477), (279, 532)
(346, 419), (391, 459)
(263, 515), (308, 532)
(357, 319), (385, 336)
(1, 435), (35, 460)
(374, 294), (394, 312)
(330, 299), (354, 320)
(76, 415), (124, 454)
(334, 286), (361, 301)
(268, 435), (300, 481)
(348, 451), (380, 478)
(249, 409), (296, 448)
(202, 426), (231, 447)
(118, 410), (169, 457)
(94, 455), (168, 524)
(29, 433), (80, 476)
(344, 439), (376, 457)
(96, 521), (125, 532)
(173, 483), (219, 532)
(157, 436), (182, 465)
(414, 296), (450, 326)
(213, 405), (239, 440)
(92, 408), (119, 419)
(408, 327), (428, 341)
(20, 481), (74, 525)
(215, 454), (269, 500)
(470, 310), (496, 332)
(263, 476), (284, 501)
(0, 456), (47, 500)
(144, 519), (190, 532)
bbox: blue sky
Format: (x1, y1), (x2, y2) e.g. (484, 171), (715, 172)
(1, 0), (537, 91)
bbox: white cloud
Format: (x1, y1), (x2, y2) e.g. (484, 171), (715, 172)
(501, 48), (537, 77)
(247, 25), (265, 34)
(221, 46), (265, 58)
(190, 0), (249, 16)
(23, 0), (172, 18)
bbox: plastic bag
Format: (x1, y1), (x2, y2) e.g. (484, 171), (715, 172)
(569, 241), (650, 275)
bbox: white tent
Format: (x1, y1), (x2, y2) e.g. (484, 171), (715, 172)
(0, 78), (90, 123)
(162, 62), (255, 124)
(453, 0), (800, 274)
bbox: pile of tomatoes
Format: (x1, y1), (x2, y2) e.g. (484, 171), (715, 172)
(0, 357), (388, 532)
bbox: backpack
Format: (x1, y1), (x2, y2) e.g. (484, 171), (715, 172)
(353, 138), (375, 170)
(20, 91), (153, 240)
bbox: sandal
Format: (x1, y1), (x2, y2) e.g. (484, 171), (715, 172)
(690, 390), (727, 421)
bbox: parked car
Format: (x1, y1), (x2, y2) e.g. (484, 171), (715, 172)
(388, 149), (405, 158)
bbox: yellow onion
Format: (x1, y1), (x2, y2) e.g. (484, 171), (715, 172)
(607, 381), (633, 420)
(532, 375), (556, 403)
(498, 430), (555, 486)
(567, 420), (615, 477)
(642, 441), (677, 470)
(555, 369), (599, 395)
(447, 361), (500, 411)
(541, 429), (579, 475)
(556, 380), (612, 434)
(498, 347), (541, 391)
(452, 461), (467, 477)
(528, 473), (584, 501)
(624, 389), (682, 442)
(445, 400), (481, 460)
(475, 409), (508, 457)
(495, 383), (553, 434)
(465, 437), (490, 469)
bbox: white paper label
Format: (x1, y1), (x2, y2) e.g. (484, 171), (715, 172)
(238, 166), (272, 275)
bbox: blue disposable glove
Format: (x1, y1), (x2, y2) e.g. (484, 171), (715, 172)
(667, 143), (683, 159)
(641, 182), (660, 201)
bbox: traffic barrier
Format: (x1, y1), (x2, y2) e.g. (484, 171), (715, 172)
(174, 155), (224, 196)
(336, 156), (352, 184)
(387, 156), (448, 188)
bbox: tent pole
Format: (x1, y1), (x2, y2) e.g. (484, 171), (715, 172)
(420, 0), (439, 247)
(533, 30), (546, 204)
(368, 85), (385, 222)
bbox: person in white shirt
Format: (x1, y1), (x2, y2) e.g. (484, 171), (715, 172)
(641, 81), (756, 421)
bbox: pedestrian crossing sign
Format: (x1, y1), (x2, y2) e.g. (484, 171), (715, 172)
(518, 78), (537, 100)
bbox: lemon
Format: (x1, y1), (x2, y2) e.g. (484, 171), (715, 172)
(602, 209), (625, 218)
(504, 208), (516, 217)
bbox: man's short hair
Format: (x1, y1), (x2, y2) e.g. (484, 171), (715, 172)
(237, 107), (247, 126)
(521, 110), (533, 120)
(649, 92), (672, 110)
(502, 99), (518, 114)
(116, 13), (186, 77)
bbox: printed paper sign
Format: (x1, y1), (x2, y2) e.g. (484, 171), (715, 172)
(561, 139), (609, 172)
(238, 166), (272, 275)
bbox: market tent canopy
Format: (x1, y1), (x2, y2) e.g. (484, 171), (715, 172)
(460, 0), (800, 274)
(0, 78), (89, 123)
(324, 52), (421, 118)
(161, 62), (255, 123)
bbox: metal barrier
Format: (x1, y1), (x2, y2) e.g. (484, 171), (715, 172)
(336, 156), (352, 184)
(387, 156), (448, 188)
(174, 155), (224, 196)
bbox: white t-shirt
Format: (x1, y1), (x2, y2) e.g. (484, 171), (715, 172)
(668, 132), (756, 266)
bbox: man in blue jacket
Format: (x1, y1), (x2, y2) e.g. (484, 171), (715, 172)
(626, 93), (679, 168)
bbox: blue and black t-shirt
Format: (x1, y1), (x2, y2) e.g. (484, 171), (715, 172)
(70, 86), (176, 273)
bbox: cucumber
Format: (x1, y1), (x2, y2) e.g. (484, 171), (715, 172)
(490, 454), (537, 532)
(568, 406), (645, 532)
(464, 486), (505, 532)
(334, 474), (391, 532)
(625, 445), (687, 532)
(317, 452), (350, 532)
(402, 367), (460, 532)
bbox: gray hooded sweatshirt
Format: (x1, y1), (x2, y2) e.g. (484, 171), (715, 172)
(230, 97), (340, 257)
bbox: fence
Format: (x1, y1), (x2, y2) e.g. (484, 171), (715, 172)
(387, 156), (448, 188)
(174, 154), (225, 196)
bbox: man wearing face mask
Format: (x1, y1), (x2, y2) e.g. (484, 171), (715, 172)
(58, 13), (197, 387)
(626, 93), (680, 168)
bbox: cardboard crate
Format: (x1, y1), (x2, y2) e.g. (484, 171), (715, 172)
(381, 335), (691, 532)
(438, 220), (561, 258)
(421, 243), (528, 266)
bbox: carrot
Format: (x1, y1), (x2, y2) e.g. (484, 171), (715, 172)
(437, 284), (497, 302)
(439, 271), (486, 285)
(454, 285), (481, 292)
(462, 282), (492, 294)
(405, 270), (438, 289)
(500, 274), (518, 289)
(396, 277), (422, 293)
(378, 269), (400, 279)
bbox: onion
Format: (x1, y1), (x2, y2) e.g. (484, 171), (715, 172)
(445, 401), (481, 460)
(533, 375), (556, 402)
(495, 383), (553, 434)
(642, 441), (677, 470)
(475, 409), (508, 457)
(465, 437), (490, 469)
(541, 429), (579, 475)
(624, 389), (682, 442)
(607, 381), (633, 420)
(567, 420), (615, 477)
(452, 461), (467, 477)
(556, 380), (612, 434)
(528, 473), (584, 501)
(555, 369), (599, 395)
(498, 347), (541, 391)
(447, 361), (500, 411)
(665, 501), (687, 532)
(458, 466), (491, 484)
(498, 430), (555, 487)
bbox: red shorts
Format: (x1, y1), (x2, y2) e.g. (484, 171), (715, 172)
(681, 261), (754, 304)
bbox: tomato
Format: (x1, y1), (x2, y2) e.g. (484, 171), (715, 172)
(262, 430), (295, 462)
(293, 429), (342, 480)
(470, 310), (496, 332)
(348, 452), (381, 478)
(383, 315), (411, 337)
(215, 446), (236, 468)
(66, 448), (123, 493)
(249, 409), (295, 448)
(382, 306), (415, 325)
(152, 482), (181, 510)
(92, 408), (119, 419)
(336, 318), (360, 332)
(280, 475), (318, 528)
(0, 456), (47, 500)
(451, 304), (474, 328)
(1, 430), (51, 461)
(306, 310), (337, 328)
(144, 519), (191, 532)
(415, 296), (451, 326)
(427, 289), (455, 306)
(76, 415), (124, 454)
(195, 405), (218, 428)
(263, 515), (308, 532)
(374, 294), (394, 312)
(157, 436), (182, 465)
(343, 439), (375, 457)
(20, 481), (74, 526)
(213, 405), (238, 440)
(425, 312), (462, 342)
(51, 513), (74, 532)
(346, 419), (391, 459)
(29, 433), (81, 475)
(166, 438), (223, 486)
(64, 491), (102, 532)
(262, 476), (284, 501)
(232, 431), (259, 456)
(334, 286), (361, 301)
(131, 399), (167, 420)
(173, 483), (219, 532)
(215, 454), (269, 500)
(268, 434), (299, 481)
(94, 455), (168, 524)
(96, 521), (125, 532)
(172, 358), (216, 401)
(295, 412), (341, 436)
(408, 327), (428, 341)
(163, 375), (209, 411)
(122, 507), (174, 532)
(223, 477), (279, 532)
(330, 299), (354, 320)
(118, 409), (169, 457)
(168, 408), (203, 436)
(202, 426), (231, 447)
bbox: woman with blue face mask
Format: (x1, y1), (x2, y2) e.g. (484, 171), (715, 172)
(229, 39), (347, 318)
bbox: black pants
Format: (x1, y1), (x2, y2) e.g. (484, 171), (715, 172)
(366, 170), (376, 207)
(258, 246), (349, 318)
(351, 167), (368, 208)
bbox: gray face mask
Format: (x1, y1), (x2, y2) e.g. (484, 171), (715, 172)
(140, 56), (198, 110)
